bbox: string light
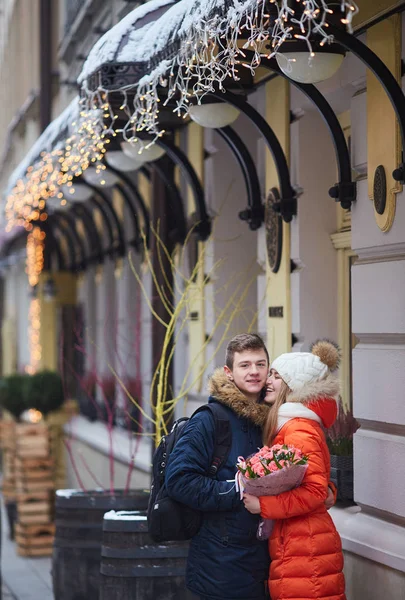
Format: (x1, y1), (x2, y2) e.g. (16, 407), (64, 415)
(5, 98), (108, 231)
(81, 0), (358, 141)
(26, 298), (42, 375)
(5, 0), (359, 216)
(25, 226), (44, 374)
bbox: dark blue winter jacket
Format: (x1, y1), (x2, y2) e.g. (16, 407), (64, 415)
(165, 369), (270, 600)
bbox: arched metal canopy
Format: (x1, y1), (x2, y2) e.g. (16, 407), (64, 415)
(209, 90), (297, 223)
(70, 202), (104, 265)
(104, 164), (151, 248)
(329, 23), (405, 183)
(242, 51), (356, 211)
(47, 215), (77, 271)
(216, 125), (263, 230)
(40, 220), (66, 272)
(81, 181), (126, 259)
(54, 211), (87, 271)
(154, 137), (211, 240)
(147, 160), (188, 245)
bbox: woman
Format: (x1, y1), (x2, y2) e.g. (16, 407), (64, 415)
(243, 340), (346, 600)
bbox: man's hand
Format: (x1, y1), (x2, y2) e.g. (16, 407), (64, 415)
(243, 493), (261, 514)
(325, 486), (335, 510)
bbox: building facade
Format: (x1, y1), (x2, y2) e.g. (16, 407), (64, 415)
(0, 1), (405, 597)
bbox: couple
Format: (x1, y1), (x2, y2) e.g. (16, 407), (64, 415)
(166, 333), (345, 600)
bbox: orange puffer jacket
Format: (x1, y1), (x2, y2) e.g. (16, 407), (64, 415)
(259, 404), (345, 600)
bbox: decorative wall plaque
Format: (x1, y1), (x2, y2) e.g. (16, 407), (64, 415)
(373, 165), (387, 215)
(265, 188), (283, 274)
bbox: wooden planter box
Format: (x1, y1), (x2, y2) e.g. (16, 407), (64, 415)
(330, 454), (353, 502)
(14, 423), (55, 556)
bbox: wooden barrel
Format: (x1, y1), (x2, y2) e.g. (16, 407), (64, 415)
(100, 511), (194, 600)
(52, 489), (149, 600)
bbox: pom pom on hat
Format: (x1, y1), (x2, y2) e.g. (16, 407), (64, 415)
(310, 339), (341, 372)
(271, 339), (341, 394)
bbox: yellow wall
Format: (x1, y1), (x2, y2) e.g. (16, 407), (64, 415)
(186, 123), (206, 392)
(366, 14), (402, 232)
(1, 317), (17, 375)
(265, 78), (291, 360)
(38, 271), (77, 371)
(353, 0), (403, 30)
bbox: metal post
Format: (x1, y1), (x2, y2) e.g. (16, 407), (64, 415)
(151, 157), (175, 450)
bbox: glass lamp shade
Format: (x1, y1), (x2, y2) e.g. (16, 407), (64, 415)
(275, 51), (344, 84)
(82, 167), (119, 188)
(188, 103), (240, 128)
(105, 150), (145, 172)
(61, 183), (93, 202)
(121, 140), (165, 163)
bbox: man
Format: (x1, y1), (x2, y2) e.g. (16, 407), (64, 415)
(166, 333), (271, 600)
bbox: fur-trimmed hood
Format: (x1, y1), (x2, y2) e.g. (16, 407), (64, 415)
(286, 371), (341, 404)
(208, 368), (269, 428)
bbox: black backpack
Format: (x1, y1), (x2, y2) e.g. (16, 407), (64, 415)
(147, 402), (232, 543)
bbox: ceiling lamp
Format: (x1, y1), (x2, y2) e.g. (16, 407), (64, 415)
(188, 102), (240, 128)
(105, 150), (145, 172)
(82, 167), (119, 188)
(121, 140), (165, 163)
(61, 182), (93, 202)
(275, 43), (345, 84)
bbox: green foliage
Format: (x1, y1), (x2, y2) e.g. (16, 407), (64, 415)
(326, 437), (353, 456)
(0, 374), (30, 419)
(25, 370), (65, 415)
(326, 402), (360, 456)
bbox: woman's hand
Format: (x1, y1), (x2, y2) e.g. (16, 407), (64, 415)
(243, 493), (261, 514)
(325, 486), (335, 510)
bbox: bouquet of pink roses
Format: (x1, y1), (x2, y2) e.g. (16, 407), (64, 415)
(236, 444), (308, 540)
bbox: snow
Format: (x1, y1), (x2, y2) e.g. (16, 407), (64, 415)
(55, 488), (82, 498)
(120, 0), (188, 63)
(6, 97), (79, 193)
(78, 0), (260, 88)
(78, 0), (176, 83)
(104, 510), (147, 521)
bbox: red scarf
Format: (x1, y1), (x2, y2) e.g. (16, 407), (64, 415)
(305, 398), (337, 429)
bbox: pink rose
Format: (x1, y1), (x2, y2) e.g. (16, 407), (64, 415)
(262, 451), (274, 460)
(252, 463), (265, 477)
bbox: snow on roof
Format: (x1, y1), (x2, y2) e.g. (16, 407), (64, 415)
(78, 0), (257, 88)
(78, 0), (176, 84)
(7, 97), (79, 193)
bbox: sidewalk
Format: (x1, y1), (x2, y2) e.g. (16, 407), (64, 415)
(1, 499), (53, 600)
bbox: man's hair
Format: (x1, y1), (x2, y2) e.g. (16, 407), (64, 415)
(225, 333), (269, 369)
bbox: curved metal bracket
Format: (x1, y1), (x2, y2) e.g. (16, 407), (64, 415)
(247, 52), (356, 210)
(48, 215), (77, 271)
(114, 182), (141, 250)
(210, 90), (296, 222)
(70, 203), (104, 264)
(104, 164), (151, 248)
(154, 138), (211, 239)
(149, 161), (188, 245)
(216, 126), (264, 230)
(54, 211), (88, 271)
(80, 181), (126, 259)
(40, 220), (66, 272)
(328, 23), (405, 183)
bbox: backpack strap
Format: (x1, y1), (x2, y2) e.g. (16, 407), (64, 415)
(191, 403), (232, 477)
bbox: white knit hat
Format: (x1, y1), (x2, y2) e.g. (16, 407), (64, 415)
(271, 340), (340, 392)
